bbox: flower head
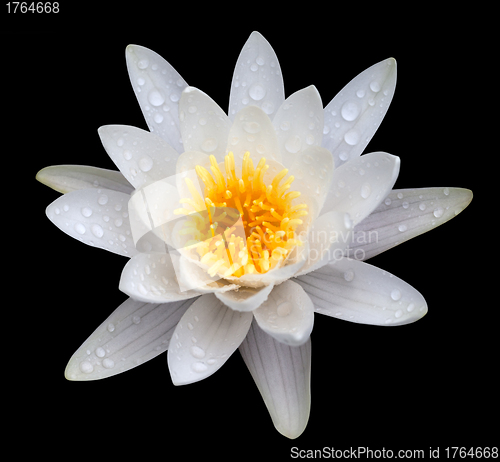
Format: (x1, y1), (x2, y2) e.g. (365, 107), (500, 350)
(36, 32), (472, 439)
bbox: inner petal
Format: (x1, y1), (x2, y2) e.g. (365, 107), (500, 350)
(175, 152), (308, 279)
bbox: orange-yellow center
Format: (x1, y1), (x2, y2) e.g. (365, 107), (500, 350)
(175, 152), (307, 278)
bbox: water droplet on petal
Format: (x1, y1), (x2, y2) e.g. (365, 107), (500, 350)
(249, 83), (266, 101)
(398, 224), (407, 232)
(91, 224), (104, 238)
(343, 270), (355, 282)
(74, 223), (86, 235)
(433, 207), (444, 218)
(102, 358), (115, 369)
(192, 362), (208, 373)
(190, 345), (206, 359)
(201, 137), (218, 153)
(81, 207), (92, 218)
(341, 100), (360, 121)
(344, 129), (360, 146)
(148, 89), (165, 107)
(79, 361), (93, 374)
(360, 183), (371, 199)
(370, 81), (381, 92)
(391, 289), (402, 301)
(139, 156), (153, 172)
(285, 135), (302, 153)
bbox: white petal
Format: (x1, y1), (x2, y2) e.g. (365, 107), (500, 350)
(119, 252), (202, 303)
(98, 125), (179, 189)
(126, 45), (188, 153)
(349, 187), (473, 260)
(295, 258), (427, 326)
(179, 87), (231, 162)
(288, 145), (335, 218)
(45, 188), (138, 257)
(253, 280), (314, 346)
(321, 152), (400, 226)
(272, 86), (324, 168)
(215, 283), (274, 312)
(65, 297), (194, 381)
(239, 319), (311, 439)
(229, 31), (284, 121)
(168, 294), (253, 385)
(323, 58), (397, 168)
(227, 105), (280, 162)
(294, 211), (353, 277)
(36, 165), (133, 195)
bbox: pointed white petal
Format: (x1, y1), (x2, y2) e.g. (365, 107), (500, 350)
(98, 125), (179, 189)
(239, 319), (311, 439)
(168, 294), (253, 385)
(349, 187), (473, 260)
(179, 87), (231, 163)
(226, 105), (280, 162)
(65, 297), (194, 381)
(253, 280), (314, 346)
(214, 283), (274, 312)
(295, 211), (353, 277)
(288, 145), (335, 218)
(36, 165), (133, 195)
(295, 258), (427, 326)
(229, 31), (284, 121)
(119, 252), (202, 303)
(126, 45), (188, 153)
(272, 86), (324, 168)
(321, 152), (400, 226)
(323, 58), (397, 168)
(45, 188), (138, 257)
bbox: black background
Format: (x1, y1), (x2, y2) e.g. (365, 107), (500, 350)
(4, 4), (494, 459)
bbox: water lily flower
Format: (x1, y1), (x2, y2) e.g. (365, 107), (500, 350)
(36, 32), (472, 439)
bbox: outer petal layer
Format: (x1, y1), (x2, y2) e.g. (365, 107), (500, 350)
(323, 58), (396, 168)
(239, 319), (311, 439)
(253, 280), (314, 346)
(168, 294), (253, 385)
(119, 252), (202, 303)
(179, 87), (231, 163)
(126, 45), (188, 153)
(321, 152), (400, 225)
(349, 187), (473, 260)
(65, 297), (194, 381)
(98, 125), (179, 189)
(273, 86), (324, 168)
(46, 187), (137, 257)
(295, 258), (427, 326)
(229, 31), (284, 121)
(36, 165), (133, 195)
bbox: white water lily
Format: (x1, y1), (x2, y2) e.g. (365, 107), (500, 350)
(36, 32), (472, 439)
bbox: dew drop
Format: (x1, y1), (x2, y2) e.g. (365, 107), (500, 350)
(74, 223), (86, 235)
(201, 137), (218, 153)
(370, 81), (381, 92)
(395, 309), (403, 318)
(398, 224), (407, 232)
(344, 129), (360, 146)
(360, 183), (371, 199)
(419, 203), (426, 211)
(132, 315), (141, 324)
(98, 194), (109, 205)
(91, 224), (104, 238)
(102, 358), (115, 369)
(190, 345), (206, 359)
(341, 100), (360, 121)
(139, 156), (153, 172)
(153, 113), (164, 123)
(95, 347), (106, 358)
(249, 83), (266, 101)
(343, 270), (355, 282)
(148, 89), (165, 107)
(81, 207), (92, 218)
(79, 361), (93, 374)
(137, 58), (149, 69)
(433, 207), (444, 218)
(192, 362), (208, 373)
(391, 289), (402, 301)
(107, 323), (115, 332)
